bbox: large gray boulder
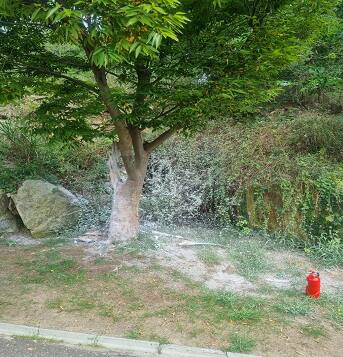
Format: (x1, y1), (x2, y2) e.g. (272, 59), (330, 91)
(0, 192), (20, 233)
(12, 180), (82, 238)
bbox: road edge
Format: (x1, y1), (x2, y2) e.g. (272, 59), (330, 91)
(0, 322), (261, 357)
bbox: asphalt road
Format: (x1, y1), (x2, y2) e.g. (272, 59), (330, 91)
(0, 336), (134, 357)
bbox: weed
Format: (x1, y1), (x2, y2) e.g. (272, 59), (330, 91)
(198, 249), (221, 266)
(226, 334), (255, 353)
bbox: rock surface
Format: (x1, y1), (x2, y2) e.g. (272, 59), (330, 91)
(12, 180), (82, 238)
(0, 192), (20, 233)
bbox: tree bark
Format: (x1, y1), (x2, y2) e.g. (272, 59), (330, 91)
(108, 176), (145, 243)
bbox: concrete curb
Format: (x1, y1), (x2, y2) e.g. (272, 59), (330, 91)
(0, 322), (261, 357)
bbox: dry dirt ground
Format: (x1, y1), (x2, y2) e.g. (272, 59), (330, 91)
(0, 226), (342, 356)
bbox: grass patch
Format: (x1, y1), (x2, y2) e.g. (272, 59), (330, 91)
(198, 249), (221, 266)
(46, 295), (96, 313)
(229, 240), (272, 279)
(186, 290), (264, 323)
(226, 334), (255, 353)
(274, 297), (314, 316)
(125, 329), (143, 340)
(21, 250), (85, 286)
(97, 304), (121, 321)
(301, 324), (327, 338)
(117, 233), (158, 256)
(325, 293), (343, 328)
(0, 239), (17, 247)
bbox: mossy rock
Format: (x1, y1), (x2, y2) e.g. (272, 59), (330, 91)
(12, 180), (82, 238)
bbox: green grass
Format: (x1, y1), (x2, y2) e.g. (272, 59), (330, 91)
(326, 295), (343, 328)
(46, 295), (96, 312)
(273, 297), (314, 316)
(125, 329), (143, 340)
(226, 334), (256, 353)
(21, 250), (85, 286)
(229, 240), (273, 279)
(198, 249), (221, 266)
(117, 233), (158, 255)
(185, 290), (264, 323)
(301, 324), (327, 338)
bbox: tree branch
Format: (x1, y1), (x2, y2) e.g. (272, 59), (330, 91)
(144, 127), (179, 153)
(154, 105), (179, 121)
(91, 66), (137, 180)
(22, 66), (99, 94)
(128, 124), (146, 167)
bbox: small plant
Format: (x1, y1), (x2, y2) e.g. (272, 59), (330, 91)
(148, 334), (170, 345)
(125, 329), (142, 340)
(227, 334), (255, 353)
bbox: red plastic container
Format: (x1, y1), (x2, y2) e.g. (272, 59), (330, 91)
(306, 271), (320, 298)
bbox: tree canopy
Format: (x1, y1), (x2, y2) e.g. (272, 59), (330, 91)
(0, 0), (339, 141)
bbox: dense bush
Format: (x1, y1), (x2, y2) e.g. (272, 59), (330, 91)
(143, 111), (343, 252)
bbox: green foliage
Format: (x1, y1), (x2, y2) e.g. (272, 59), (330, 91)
(0, 120), (62, 191)
(144, 111), (342, 261)
(0, 0), (338, 139)
(227, 334), (256, 353)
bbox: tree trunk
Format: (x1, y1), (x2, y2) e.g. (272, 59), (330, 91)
(90, 66), (177, 244)
(108, 176), (145, 243)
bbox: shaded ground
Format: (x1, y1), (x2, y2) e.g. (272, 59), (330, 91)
(0, 226), (342, 356)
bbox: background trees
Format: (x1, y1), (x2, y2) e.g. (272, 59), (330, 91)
(0, 0), (341, 243)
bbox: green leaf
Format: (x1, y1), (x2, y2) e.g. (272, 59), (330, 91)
(46, 4), (62, 20)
